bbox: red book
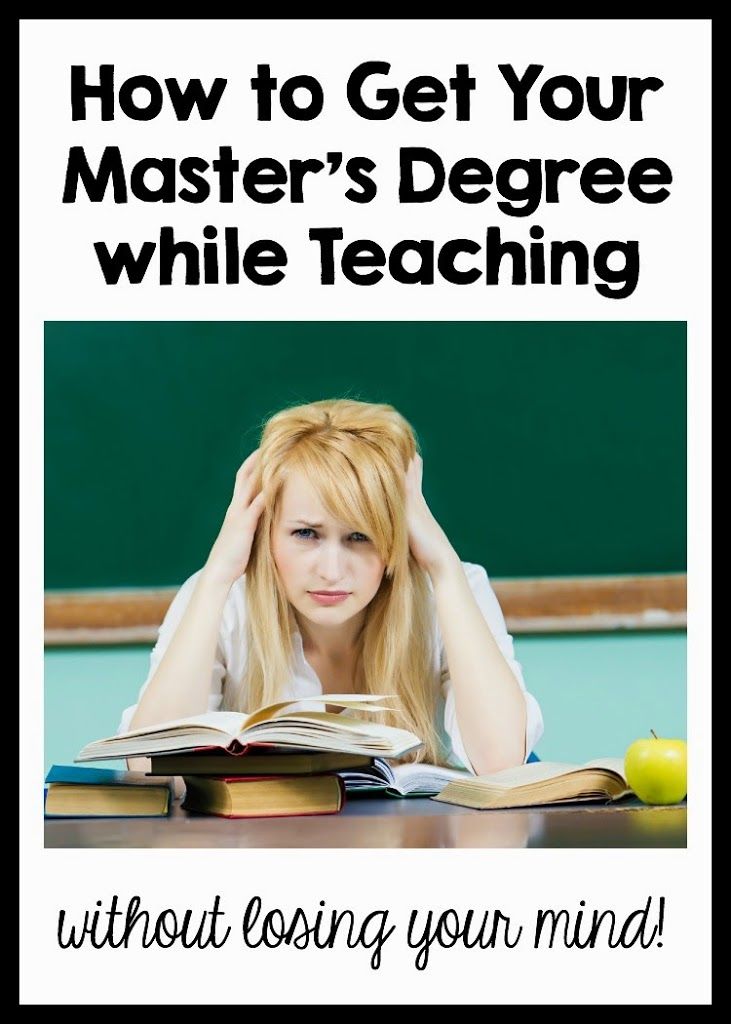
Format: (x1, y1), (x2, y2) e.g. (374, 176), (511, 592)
(181, 772), (345, 819)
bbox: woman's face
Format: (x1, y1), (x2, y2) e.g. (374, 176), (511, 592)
(271, 469), (387, 632)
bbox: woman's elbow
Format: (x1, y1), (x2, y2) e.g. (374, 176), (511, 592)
(469, 740), (525, 776)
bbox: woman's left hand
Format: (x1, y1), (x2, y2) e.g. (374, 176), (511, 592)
(404, 454), (459, 580)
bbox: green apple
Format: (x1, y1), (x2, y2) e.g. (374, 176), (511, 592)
(624, 731), (687, 805)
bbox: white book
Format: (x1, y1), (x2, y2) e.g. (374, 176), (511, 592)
(339, 758), (472, 797)
(76, 694), (423, 762)
(433, 758), (633, 810)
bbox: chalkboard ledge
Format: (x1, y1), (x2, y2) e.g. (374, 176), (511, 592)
(44, 574), (686, 646)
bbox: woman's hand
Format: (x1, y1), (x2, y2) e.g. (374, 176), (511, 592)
(404, 453), (460, 581)
(203, 449), (267, 587)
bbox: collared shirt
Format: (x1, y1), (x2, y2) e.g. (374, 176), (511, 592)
(118, 562), (544, 772)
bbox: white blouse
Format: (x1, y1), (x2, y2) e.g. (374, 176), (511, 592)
(118, 562), (544, 772)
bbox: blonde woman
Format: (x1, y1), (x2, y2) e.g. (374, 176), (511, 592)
(121, 399), (543, 774)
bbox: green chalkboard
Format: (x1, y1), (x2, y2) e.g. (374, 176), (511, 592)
(44, 322), (686, 588)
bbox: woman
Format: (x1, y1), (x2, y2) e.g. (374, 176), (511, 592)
(121, 398), (543, 774)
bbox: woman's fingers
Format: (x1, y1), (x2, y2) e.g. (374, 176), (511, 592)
(237, 448), (260, 477)
(232, 449), (261, 502)
(405, 454), (424, 497)
(247, 489), (267, 520)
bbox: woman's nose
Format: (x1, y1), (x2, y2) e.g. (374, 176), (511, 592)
(317, 541), (345, 582)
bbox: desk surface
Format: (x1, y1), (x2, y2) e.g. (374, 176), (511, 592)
(45, 795), (686, 848)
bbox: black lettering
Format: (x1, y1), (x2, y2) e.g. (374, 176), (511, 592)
(389, 240), (435, 284)
(130, 157), (177, 202)
(63, 146), (127, 203)
(211, 146), (239, 203)
(94, 239), (156, 284)
(438, 239), (481, 284)
(581, 159), (626, 204)
(341, 240), (386, 285)
(448, 158), (492, 204)
(251, 65), (277, 121)
(279, 75), (323, 120)
(242, 240), (287, 285)
(585, 76), (627, 121)
(118, 75), (164, 121)
(450, 64), (476, 121)
(345, 157), (377, 203)
(628, 78), (664, 120)
(498, 63), (543, 120)
(347, 61), (396, 120)
(594, 240), (639, 299)
(308, 227), (343, 284)
(627, 158), (672, 203)
(71, 64), (115, 120)
(402, 76), (447, 122)
(163, 76), (226, 121)
(289, 159), (326, 203)
(495, 159), (543, 217)
(159, 226), (199, 284)
(399, 147), (445, 203)
(550, 239), (590, 288)
(485, 227), (527, 284)
(540, 75), (584, 121)
(178, 157), (212, 203)
(242, 158), (287, 203)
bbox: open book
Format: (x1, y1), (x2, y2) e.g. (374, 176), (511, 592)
(339, 758), (472, 797)
(76, 695), (422, 762)
(432, 758), (633, 810)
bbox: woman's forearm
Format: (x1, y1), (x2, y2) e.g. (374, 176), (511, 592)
(431, 555), (527, 775)
(128, 568), (233, 731)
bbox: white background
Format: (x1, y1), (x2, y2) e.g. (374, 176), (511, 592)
(20, 19), (711, 1004)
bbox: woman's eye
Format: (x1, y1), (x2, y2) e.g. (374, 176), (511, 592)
(291, 529), (369, 543)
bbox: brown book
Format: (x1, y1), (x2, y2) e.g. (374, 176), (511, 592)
(181, 773), (345, 819)
(432, 758), (634, 810)
(150, 749), (372, 776)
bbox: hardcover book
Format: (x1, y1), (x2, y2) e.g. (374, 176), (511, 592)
(44, 764), (174, 818)
(181, 772), (345, 819)
(149, 749), (373, 776)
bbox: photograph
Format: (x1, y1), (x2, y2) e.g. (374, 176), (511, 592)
(43, 320), (687, 849)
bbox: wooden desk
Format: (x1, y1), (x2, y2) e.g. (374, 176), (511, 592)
(45, 796), (686, 848)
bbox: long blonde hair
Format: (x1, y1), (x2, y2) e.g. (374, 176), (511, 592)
(223, 398), (446, 765)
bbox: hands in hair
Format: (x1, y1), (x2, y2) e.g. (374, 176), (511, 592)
(404, 453), (459, 581)
(204, 449), (266, 586)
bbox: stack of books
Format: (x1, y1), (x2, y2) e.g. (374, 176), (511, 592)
(72, 693), (425, 819)
(150, 749), (369, 818)
(144, 749), (474, 816)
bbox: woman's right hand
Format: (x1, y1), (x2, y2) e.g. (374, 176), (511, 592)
(203, 449), (267, 586)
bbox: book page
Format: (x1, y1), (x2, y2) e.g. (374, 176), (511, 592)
(247, 710), (414, 738)
(583, 757), (627, 777)
(100, 710), (249, 742)
(471, 762), (590, 788)
(469, 759), (627, 790)
(391, 762), (472, 795)
(242, 694), (398, 728)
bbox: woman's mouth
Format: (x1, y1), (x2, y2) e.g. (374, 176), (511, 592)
(308, 591), (350, 606)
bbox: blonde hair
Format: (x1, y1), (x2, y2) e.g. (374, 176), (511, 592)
(223, 398), (446, 765)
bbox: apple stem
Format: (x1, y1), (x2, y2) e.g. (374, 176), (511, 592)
(650, 729), (658, 739)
